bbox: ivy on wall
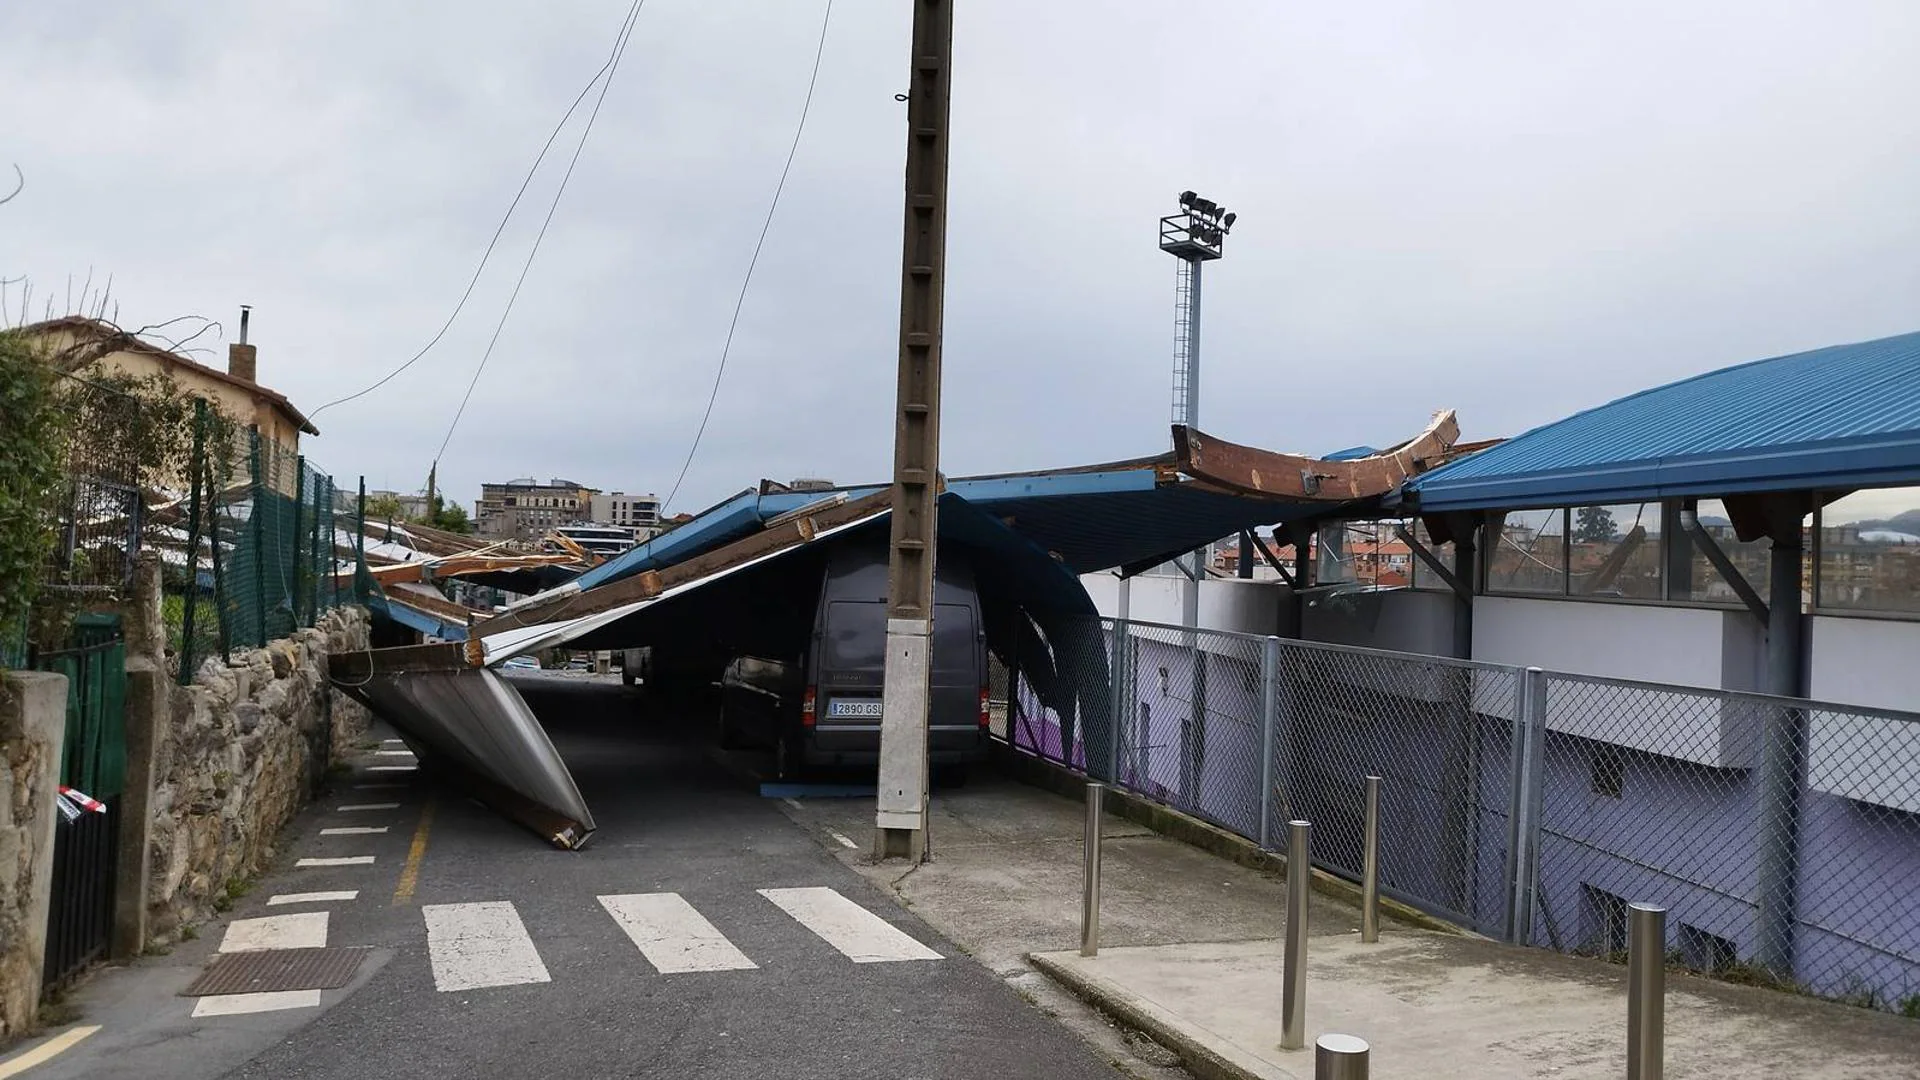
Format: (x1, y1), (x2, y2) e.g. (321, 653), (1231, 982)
(0, 330), (65, 653)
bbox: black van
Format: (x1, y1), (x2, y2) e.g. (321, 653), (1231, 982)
(716, 542), (991, 778)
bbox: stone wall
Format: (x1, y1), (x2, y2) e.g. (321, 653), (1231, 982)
(145, 607), (370, 944)
(0, 671), (67, 1042)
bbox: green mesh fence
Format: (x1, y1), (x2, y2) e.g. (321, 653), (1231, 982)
(173, 419), (376, 683)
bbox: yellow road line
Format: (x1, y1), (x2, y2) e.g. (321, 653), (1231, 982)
(392, 797), (436, 904)
(0, 1025), (101, 1077)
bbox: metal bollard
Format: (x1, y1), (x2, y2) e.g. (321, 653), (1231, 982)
(1315, 1033), (1370, 1079)
(1627, 903), (1666, 1080)
(1081, 782), (1106, 957)
(1361, 775), (1380, 943)
(1281, 819), (1311, 1050)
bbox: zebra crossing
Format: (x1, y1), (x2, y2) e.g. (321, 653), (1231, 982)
(423, 887), (944, 991)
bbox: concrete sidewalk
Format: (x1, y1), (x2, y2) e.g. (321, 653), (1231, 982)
(782, 769), (1920, 1080)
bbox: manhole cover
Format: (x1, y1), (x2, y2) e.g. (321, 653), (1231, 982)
(182, 947), (370, 996)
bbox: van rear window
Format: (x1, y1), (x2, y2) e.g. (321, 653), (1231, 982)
(824, 602), (885, 671)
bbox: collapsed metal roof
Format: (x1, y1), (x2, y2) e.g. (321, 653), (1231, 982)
(330, 414), (1464, 848)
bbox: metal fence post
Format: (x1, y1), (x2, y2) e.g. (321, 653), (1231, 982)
(1260, 636), (1279, 849)
(1361, 775), (1381, 943)
(1109, 619), (1125, 784)
(1081, 781), (1105, 957)
(177, 400), (207, 686)
(291, 456), (306, 631)
(1628, 903), (1666, 1080)
(1505, 666), (1547, 944)
(1281, 819), (1311, 1050)
(249, 428), (266, 648)
(1315, 1034), (1369, 1079)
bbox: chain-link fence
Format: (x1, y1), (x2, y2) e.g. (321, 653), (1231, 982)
(1009, 613), (1920, 1013)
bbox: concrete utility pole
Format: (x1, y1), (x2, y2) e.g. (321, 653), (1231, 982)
(875, 0), (953, 862)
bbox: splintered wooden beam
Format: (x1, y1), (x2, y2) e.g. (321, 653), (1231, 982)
(473, 488), (894, 640)
(327, 641), (478, 682)
(1172, 410), (1461, 501)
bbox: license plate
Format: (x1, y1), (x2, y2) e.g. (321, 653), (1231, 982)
(827, 698), (883, 719)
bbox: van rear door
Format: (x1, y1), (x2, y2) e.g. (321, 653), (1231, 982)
(815, 600), (885, 741)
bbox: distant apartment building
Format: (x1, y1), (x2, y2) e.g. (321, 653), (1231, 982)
(475, 477), (598, 541)
(589, 491), (661, 534)
(547, 523), (640, 559)
(368, 489), (431, 521)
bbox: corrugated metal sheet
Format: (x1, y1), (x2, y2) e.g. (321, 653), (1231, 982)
(1410, 330), (1920, 510)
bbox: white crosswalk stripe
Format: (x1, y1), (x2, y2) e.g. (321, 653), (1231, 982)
(219, 912), (329, 952)
(598, 893), (757, 974)
(336, 802), (399, 812)
(267, 890), (358, 906)
(758, 887), (943, 963)
(320, 826), (389, 836)
(423, 902), (551, 992)
(192, 989), (322, 1017)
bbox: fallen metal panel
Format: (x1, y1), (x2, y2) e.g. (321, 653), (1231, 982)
(333, 666), (594, 849)
(182, 947), (369, 996)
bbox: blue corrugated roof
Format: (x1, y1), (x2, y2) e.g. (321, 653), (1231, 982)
(1409, 330), (1920, 511)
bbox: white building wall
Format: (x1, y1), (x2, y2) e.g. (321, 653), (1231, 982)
(1806, 616), (1920, 812)
(1081, 574), (1283, 636)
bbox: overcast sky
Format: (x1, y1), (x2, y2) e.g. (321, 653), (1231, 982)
(5, 2), (1917, 518)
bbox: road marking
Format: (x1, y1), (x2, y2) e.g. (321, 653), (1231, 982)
(267, 890), (359, 906)
(827, 830), (859, 850)
(369, 765), (418, 773)
(758, 887), (942, 963)
(422, 901), (550, 991)
(296, 856), (375, 867)
(597, 893), (758, 974)
(321, 826), (389, 836)
(0, 1025), (101, 1077)
(393, 798), (436, 903)
(374, 750), (415, 757)
(782, 798), (803, 811)
(382, 739), (406, 746)
(191, 990), (322, 1017)
(336, 803), (400, 812)
(354, 783), (406, 790)
(219, 911), (329, 952)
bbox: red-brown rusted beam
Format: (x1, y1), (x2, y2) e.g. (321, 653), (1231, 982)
(1172, 410), (1460, 501)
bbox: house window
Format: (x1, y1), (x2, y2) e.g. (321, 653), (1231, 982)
(1679, 923), (1736, 973)
(1590, 748), (1625, 799)
(1582, 884), (1629, 957)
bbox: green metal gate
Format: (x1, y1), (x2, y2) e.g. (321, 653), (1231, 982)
(37, 613), (127, 991)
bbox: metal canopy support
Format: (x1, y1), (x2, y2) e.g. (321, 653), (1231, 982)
(1395, 522), (1467, 601)
(876, 0), (953, 863)
(1250, 530), (1294, 586)
(1678, 506), (1768, 622)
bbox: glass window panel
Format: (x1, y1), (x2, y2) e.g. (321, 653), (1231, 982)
(1487, 509), (1567, 594)
(1346, 521), (1411, 589)
(1315, 522), (1354, 585)
(1569, 503), (1662, 600)
(1409, 518), (1457, 592)
(1818, 486), (1920, 614)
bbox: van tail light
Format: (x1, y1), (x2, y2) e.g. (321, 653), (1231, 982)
(802, 686), (817, 728)
(979, 688), (991, 730)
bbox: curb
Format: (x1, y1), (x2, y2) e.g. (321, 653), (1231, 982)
(992, 743), (1461, 936)
(1027, 952), (1290, 1080)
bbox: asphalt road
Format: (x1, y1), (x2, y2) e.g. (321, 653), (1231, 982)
(194, 674), (1126, 1080)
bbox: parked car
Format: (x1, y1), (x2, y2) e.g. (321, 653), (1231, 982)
(500, 655), (539, 672)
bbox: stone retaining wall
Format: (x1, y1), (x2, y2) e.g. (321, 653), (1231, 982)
(0, 671), (67, 1042)
(145, 607), (370, 944)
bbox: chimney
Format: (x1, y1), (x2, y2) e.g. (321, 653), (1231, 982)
(228, 304), (257, 382)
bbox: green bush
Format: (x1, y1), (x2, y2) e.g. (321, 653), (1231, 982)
(0, 331), (66, 661)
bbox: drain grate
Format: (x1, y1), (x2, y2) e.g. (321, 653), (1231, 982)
(182, 947), (370, 996)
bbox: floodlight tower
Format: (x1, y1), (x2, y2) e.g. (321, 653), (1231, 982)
(1160, 192), (1235, 628)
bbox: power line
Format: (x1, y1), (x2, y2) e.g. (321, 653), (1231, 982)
(308, 3), (642, 420)
(662, 0), (836, 511)
(432, 0), (647, 464)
